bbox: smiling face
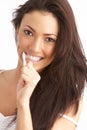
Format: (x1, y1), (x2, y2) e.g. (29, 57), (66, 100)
(17, 10), (59, 72)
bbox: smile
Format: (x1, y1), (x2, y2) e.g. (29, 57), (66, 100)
(25, 54), (43, 62)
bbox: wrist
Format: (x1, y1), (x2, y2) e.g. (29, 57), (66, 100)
(17, 99), (30, 110)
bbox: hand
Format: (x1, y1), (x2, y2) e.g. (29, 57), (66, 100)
(17, 61), (41, 107)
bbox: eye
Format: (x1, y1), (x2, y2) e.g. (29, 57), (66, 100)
(24, 30), (33, 36)
(45, 37), (56, 43)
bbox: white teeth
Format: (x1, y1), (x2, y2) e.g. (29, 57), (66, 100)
(25, 54), (42, 62)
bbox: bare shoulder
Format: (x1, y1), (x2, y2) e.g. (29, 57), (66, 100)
(0, 70), (8, 83)
(0, 69), (14, 87)
(0, 70), (5, 84)
(0, 69), (17, 116)
(51, 98), (83, 130)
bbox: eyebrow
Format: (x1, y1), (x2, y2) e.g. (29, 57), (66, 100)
(26, 25), (57, 37)
(26, 25), (35, 32)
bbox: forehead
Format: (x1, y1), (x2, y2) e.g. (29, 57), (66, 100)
(20, 10), (59, 35)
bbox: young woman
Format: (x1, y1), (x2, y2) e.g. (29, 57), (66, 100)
(0, 0), (87, 130)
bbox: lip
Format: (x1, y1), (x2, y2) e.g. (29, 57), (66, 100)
(25, 53), (43, 64)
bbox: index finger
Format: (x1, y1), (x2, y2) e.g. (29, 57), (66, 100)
(22, 52), (26, 66)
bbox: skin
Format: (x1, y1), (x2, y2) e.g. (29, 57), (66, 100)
(16, 10), (58, 106)
(0, 9), (58, 120)
(16, 10), (58, 72)
(0, 10), (83, 130)
(16, 10), (59, 130)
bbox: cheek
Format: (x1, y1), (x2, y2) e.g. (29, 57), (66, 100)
(45, 45), (55, 58)
(17, 35), (27, 50)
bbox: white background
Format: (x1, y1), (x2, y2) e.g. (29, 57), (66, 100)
(0, 0), (87, 70)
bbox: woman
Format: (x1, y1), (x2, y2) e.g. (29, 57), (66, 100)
(0, 0), (87, 130)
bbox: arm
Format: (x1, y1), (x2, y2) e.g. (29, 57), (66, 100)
(51, 98), (83, 130)
(51, 117), (76, 130)
(16, 103), (33, 130)
(16, 61), (41, 130)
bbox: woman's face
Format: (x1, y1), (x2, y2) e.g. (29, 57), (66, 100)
(17, 10), (59, 72)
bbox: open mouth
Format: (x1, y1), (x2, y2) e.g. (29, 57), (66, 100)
(24, 53), (43, 63)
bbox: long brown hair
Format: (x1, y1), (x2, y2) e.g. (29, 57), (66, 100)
(12, 0), (87, 129)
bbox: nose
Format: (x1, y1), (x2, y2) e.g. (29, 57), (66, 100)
(29, 37), (42, 52)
